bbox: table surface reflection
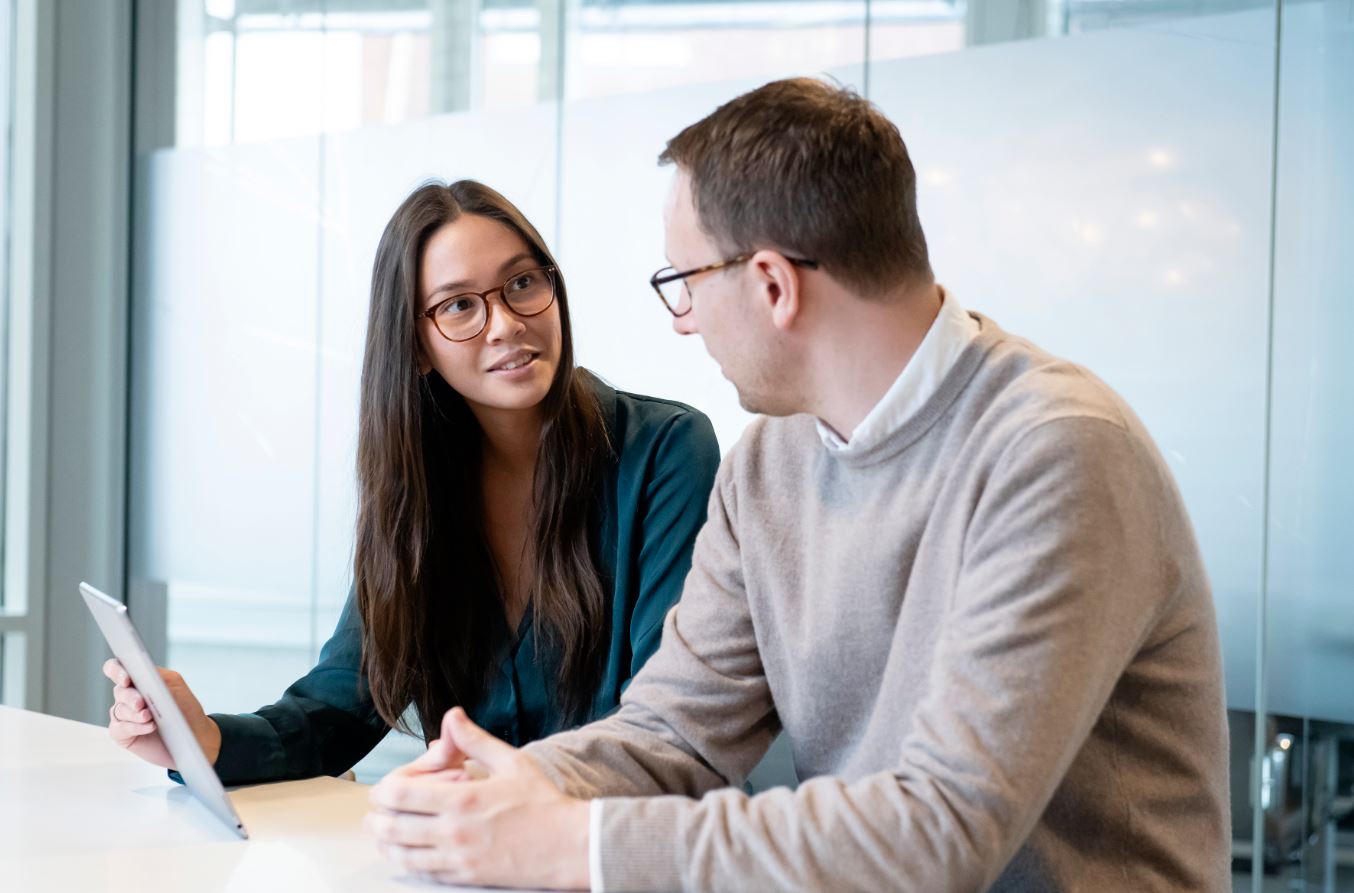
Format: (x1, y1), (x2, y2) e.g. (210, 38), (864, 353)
(0, 705), (541, 893)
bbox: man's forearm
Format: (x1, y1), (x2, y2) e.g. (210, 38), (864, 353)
(525, 704), (728, 801)
(587, 770), (1028, 893)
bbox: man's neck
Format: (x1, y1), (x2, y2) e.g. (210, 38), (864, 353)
(809, 282), (943, 441)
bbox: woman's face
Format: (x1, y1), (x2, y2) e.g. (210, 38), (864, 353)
(417, 213), (563, 420)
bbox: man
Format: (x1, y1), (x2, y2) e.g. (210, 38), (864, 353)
(365, 77), (1230, 892)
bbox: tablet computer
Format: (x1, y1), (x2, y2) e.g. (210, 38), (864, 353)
(79, 581), (249, 840)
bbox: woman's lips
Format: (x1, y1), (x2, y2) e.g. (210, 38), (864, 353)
(488, 351), (540, 374)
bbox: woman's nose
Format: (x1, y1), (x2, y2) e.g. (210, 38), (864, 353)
(483, 294), (528, 341)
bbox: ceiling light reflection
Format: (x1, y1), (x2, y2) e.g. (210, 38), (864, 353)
(1148, 148), (1174, 169)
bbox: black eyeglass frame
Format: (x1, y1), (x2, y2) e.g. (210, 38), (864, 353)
(649, 253), (819, 318)
(416, 265), (560, 342)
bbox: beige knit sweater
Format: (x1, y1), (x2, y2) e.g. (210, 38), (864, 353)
(526, 314), (1230, 892)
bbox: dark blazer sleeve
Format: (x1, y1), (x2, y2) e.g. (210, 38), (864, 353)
(624, 409), (721, 690)
(205, 587), (390, 785)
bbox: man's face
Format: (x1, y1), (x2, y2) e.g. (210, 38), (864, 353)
(663, 172), (789, 415)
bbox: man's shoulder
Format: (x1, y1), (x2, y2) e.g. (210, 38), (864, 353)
(717, 413), (822, 490)
(953, 320), (1180, 509)
(968, 317), (1139, 441)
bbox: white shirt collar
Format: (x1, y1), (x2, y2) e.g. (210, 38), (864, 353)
(816, 287), (979, 455)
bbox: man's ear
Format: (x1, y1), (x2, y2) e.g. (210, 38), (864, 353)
(749, 249), (802, 333)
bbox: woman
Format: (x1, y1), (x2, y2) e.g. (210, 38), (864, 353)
(104, 180), (720, 785)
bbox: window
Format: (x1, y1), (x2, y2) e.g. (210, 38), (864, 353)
(0, 0), (17, 707)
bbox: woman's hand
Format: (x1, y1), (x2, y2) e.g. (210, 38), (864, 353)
(102, 658), (222, 770)
(366, 707), (591, 890)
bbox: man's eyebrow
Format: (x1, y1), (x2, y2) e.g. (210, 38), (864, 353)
(424, 252), (538, 305)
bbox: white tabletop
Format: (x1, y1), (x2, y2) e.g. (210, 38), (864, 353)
(0, 705), (538, 892)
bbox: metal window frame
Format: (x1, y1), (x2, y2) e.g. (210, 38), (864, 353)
(1, 0), (54, 711)
(3, 0), (131, 721)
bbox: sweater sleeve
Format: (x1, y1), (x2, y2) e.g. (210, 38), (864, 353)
(545, 416), (1179, 893)
(207, 586), (390, 786)
(524, 457), (778, 804)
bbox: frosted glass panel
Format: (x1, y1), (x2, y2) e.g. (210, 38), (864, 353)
(129, 137), (322, 712)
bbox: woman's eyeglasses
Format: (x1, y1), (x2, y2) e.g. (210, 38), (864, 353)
(418, 266), (558, 342)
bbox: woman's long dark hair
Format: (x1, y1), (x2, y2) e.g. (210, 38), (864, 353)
(355, 180), (612, 739)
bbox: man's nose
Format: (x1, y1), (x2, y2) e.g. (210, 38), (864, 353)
(672, 311), (698, 336)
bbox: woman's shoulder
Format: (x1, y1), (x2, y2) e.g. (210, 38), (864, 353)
(615, 389), (712, 430)
(583, 372), (718, 458)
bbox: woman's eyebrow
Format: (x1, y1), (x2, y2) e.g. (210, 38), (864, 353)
(425, 252), (538, 303)
(497, 252), (537, 275)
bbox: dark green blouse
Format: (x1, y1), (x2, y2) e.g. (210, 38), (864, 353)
(204, 381), (720, 786)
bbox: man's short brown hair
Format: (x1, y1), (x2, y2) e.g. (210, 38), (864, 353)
(660, 77), (932, 296)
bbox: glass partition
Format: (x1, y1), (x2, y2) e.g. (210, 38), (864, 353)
(1258, 2), (1354, 886)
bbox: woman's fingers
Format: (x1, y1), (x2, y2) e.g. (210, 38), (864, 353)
(105, 660), (155, 747)
(112, 685), (147, 714)
(109, 701), (153, 729)
(111, 696), (151, 723)
(105, 658), (150, 742)
(108, 704), (156, 742)
(103, 659), (132, 687)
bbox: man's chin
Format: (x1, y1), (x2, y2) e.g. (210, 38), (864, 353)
(724, 375), (759, 414)
(724, 368), (790, 416)
(734, 389), (784, 417)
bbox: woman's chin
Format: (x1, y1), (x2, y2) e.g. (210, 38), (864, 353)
(468, 368), (556, 413)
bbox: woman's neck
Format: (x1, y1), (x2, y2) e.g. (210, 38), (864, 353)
(473, 405), (543, 475)
(472, 404), (543, 632)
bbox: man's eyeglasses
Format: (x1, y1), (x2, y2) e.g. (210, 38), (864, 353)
(649, 254), (819, 317)
(417, 266), (558, 342)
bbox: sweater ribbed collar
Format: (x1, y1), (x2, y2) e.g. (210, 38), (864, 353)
(816, 288), (977, 455)
(825, 311), (1004, 469)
